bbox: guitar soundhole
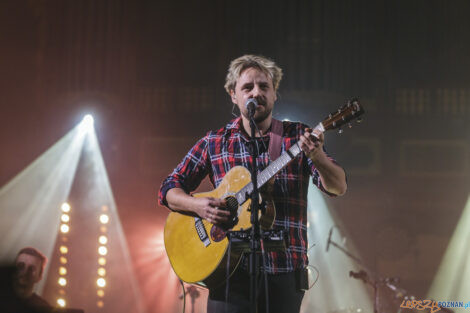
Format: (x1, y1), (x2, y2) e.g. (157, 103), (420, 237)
(210, 225), (227, 242)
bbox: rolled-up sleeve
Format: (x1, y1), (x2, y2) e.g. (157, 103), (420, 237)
(307, 147), (340, 197)
(299, 123), (344, 197)
(158, 136), (210, 208)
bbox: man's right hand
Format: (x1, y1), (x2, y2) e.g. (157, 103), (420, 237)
(193, 197), (232, 225)
(166, 188), (234, 226)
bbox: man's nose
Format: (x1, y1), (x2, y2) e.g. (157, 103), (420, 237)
(251, 85), (262, 97)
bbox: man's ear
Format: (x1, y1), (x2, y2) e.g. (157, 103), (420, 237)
(230, 90), (237, 104)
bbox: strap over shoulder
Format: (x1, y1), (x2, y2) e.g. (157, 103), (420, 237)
(268, 118), (283, 161)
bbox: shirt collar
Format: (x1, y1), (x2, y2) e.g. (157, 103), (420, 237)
(225, 116), (273, 141)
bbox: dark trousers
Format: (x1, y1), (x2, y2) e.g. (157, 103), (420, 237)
(207, 268), (305, 313)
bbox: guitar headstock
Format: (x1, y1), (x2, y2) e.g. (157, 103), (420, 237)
(322, 98), (364, 132)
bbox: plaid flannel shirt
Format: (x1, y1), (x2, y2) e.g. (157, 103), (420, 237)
(159, 117), (337, 273)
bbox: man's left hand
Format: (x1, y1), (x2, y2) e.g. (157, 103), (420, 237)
(299, 128), (326, 163)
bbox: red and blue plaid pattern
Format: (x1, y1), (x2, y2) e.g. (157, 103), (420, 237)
(159, 117), (336, 273)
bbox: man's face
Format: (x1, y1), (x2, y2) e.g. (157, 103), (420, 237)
(14, 253), (43, 297)
(230, 67), (277, 124)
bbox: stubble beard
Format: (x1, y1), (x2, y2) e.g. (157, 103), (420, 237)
(241, 102), (273, 124)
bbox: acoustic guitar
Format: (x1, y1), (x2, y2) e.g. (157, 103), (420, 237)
(164, 99), (364, 288)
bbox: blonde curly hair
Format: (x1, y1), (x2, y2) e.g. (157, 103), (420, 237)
(224, 55), (283, 95)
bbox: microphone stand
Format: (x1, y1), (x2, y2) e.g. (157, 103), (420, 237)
(248, 106), (261, 313)
(326, 226), (389, 313)
(228, 102), (285, 313)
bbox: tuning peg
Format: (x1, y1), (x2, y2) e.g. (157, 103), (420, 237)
(338, 128), (343, 134)
(356, 117), (362, 123)
(348, 123), (352, 128)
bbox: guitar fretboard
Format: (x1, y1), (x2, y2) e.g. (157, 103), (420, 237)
(234, 122), (324, 205)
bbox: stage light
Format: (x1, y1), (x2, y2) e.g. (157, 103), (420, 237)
(97, 289), (104, 297)
(0, 111), (145, 313)
(99, 214), (109, 224)
(59, 267), (67, 275)
(98, 235), (108, 244)
(61, 203), (71, 213)
(58, 277), (67, 286)
(60, 224), (70, 233)
(57, 298), (66, 307)
(97, 300), (104, 308)
(59, 246), (68, 254)
(97, 278), (106, 288)
(98, 267), (106, 276)
(79, 114), (94, 134)
(98, 246), (108, 256)
(61, 214), (70, 223)
(58, 289), (65, 295)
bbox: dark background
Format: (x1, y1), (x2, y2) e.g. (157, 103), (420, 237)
(1, 0), (469, 312)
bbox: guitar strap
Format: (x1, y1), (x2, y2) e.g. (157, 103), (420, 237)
(268, 118), (283, 161)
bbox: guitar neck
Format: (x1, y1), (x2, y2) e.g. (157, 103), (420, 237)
(234, 122), (325, 205)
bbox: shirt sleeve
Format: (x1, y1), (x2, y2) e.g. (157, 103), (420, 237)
(158, 136), (211, 209)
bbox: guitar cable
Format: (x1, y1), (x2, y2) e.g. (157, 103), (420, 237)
(179, 279), (186, 313)
(225, 233), (232, 313)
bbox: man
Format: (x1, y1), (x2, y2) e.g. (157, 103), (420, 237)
(159, 55), (347, 313)
(13, 247), (51, 308)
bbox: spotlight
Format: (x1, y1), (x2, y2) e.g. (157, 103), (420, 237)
(60, 224), (70, 233)
(80, 114), (94, 132)
(97, 278), (106, 288)
(60, 257), (67, 264)
(57, 298), (66, 307)
(58, 277), (67, 286)
(97, 300), (104, 308)
(97, 289), (105, 297)
(59, 246), (68, 254)
(98, 246), (108, 256)
(61, 214), (70, 223)
(98, 235), (108, 244)
(99, 214), (109, 224)
(59, 267), (67, 275)
(98, 257), (106, 265)
(61, 203), (71, 213)
(98, 267), (106, 276)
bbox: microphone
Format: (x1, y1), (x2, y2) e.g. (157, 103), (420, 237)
(326, 227), (333, 252)
(245, 98), (258, 116)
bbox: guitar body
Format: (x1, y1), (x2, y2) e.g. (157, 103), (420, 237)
(164, 166), (274, 288)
